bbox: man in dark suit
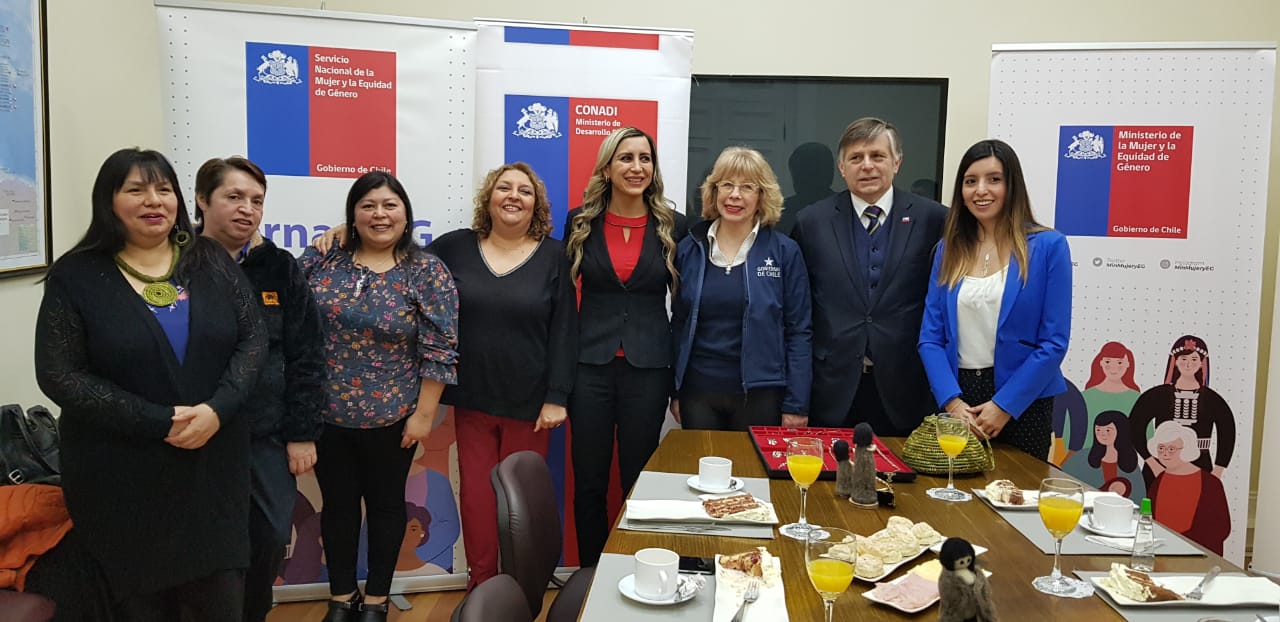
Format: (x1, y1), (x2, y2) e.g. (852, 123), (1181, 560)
(791, 117), (947, 435)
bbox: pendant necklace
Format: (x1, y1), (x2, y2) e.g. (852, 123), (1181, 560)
(116, 242), (181, 306)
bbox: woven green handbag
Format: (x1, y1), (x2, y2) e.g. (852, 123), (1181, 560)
(901, 414), (995, 475)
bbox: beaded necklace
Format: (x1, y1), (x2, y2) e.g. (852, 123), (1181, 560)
(115, 242), (180, 306)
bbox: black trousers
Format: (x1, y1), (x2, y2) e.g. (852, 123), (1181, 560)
(570, 358), (672, 568)
(843, 369), (917, 437)
(315, 419), (415, 597)
(958, 367), (1053, 460)
(114, 568), (245, 622)
(243, 501), (286, 622)
(680, 387), (784, 431)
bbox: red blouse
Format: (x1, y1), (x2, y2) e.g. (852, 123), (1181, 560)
(604, 212), (648, 357)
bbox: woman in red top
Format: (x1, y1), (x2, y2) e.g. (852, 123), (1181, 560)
(564, 127), (687, 568)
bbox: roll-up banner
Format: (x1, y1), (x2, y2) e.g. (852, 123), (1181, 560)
(157, 0), (476, 598)
(473, 19), (693, 566)
(991, 42), (1275, 565)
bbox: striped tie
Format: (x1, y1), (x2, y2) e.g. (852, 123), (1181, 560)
(864, 205), (884, 235)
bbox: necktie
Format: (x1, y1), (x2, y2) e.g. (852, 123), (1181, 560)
(864, 205), (883, 236)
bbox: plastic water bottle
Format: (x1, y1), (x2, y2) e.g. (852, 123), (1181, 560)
(1131, 497), (1155, 571)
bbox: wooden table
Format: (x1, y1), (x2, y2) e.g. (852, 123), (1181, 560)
(597, 429), (1240, 621)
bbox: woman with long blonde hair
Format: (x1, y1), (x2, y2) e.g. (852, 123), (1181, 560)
(564, 127), (686, 567)
(918, 139), (1072, 460)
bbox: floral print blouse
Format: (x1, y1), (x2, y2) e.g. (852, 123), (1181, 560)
(299, 247), (459, 429)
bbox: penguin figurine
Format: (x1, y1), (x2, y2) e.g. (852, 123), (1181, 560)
(849, 423), (878, 507)
(937, 538), (997, 622)
(833, 440), (854, 498)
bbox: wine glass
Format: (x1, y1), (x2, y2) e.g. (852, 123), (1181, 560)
(806, 527), (856, 622)
(780, 437), (827, 540)
(926, 414), (973, 502)
(1033, 477), (1089, 595)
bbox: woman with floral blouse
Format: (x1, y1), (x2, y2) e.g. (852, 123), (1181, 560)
(298, 172), (458, 622)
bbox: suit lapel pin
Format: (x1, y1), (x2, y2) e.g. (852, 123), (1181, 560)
(901, 216), (911, 223)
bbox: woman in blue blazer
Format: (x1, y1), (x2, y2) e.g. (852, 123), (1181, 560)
(918, 139), (1071, 459)
(671, 146), (812, 431)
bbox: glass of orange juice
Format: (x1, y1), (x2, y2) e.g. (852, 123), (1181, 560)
(1033, 477), (1088, 595)
(926, 414), (973, 502)
(806, 527), (856, 622)
(780, 437), (826, 540)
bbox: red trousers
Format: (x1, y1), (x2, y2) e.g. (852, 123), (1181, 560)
(454, 408), (550, 588)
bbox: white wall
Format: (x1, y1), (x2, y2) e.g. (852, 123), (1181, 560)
(11, 0), (1280, 513)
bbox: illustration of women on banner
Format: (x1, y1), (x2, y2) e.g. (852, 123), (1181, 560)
(1061, 410), (1146, 502)
(1129, 335), (1235, 488)
(1147, 420), (1230, 555)
(1052, 341), (1141, 466)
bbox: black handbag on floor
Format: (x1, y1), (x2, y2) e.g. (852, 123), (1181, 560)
(0, 403), (61, 485)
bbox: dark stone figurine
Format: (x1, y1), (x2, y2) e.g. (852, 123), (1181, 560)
(937, 537), (997, 622)
(833, 440), (854, 498)
(850, 423), (878, 508)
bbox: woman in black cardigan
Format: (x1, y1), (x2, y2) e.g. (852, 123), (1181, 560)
(35, 148), (266, 621)
(563, 127), (686, 568)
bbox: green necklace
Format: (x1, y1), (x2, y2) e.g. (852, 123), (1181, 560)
(115, 242), (180, 306)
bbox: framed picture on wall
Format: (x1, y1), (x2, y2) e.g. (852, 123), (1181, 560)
(0, 0), (51, 277)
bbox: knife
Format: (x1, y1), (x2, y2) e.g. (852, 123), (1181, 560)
(1185, 565), (1220, 600)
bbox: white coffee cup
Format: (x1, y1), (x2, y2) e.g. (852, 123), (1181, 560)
(634, 548), (679, 600)
(1092, 496), (1134, 532)
(698, 456), (733, 490)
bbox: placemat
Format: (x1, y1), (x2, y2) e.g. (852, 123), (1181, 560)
(619, 471), (776, 539)
(977, 496), (1204, 556)
(578, 552), (717, 622)
(1074, 570), (1278, 621)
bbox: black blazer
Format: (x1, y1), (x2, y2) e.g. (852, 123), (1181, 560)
(34, 241), (267, 597)
(568, 206), (687, 368)
(791, 188), (947, 429)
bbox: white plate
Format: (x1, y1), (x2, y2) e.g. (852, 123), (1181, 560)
(927, 541), (989, 556)
(974, 488), (1137, 511)
(624, 499), (779, 525)
(1091, 574), (1280, 607)
(1078, 514), (1137, 538)
(617, 574), (701, 605)
(862, 568), (992, 613)
(686, 475), (745, 494)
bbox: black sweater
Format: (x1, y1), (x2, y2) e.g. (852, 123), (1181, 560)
(34, 239), (266, 597)
(428, 229), (577, 421)
(238, 238), (324, 442)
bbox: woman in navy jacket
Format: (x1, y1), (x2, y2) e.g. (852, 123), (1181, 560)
(672, 146), (812, 431)
(918, 139), (1071, 460)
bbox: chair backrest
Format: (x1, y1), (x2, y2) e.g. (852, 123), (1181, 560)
(450, 574), (532, 622)
(491, 450), (562, 618)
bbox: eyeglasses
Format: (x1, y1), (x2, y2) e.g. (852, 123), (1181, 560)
(715, 181), (760, 196)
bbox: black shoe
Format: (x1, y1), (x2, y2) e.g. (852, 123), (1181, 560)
(321, 593), (362, 622)
(356, 600), (389, 622)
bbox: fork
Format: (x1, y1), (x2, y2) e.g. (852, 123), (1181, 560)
(730, 579), (760, 622)
(1185, 565), (1220, 601)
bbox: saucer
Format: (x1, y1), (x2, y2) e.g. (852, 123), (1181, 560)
(617, 574), (700, 605)
(687, 475), (745, 494)
(1078, 514), (1137, 538)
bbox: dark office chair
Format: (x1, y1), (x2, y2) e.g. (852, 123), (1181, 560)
(491, 450), (594, 622)
(449, 574), (531, 622)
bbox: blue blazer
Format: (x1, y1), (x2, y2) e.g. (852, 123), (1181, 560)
(917, 229), (1072, 418)
(672, 222), (813, 414)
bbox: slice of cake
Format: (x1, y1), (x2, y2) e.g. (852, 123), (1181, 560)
(983, 479), (1025, 505)
(702, 493), (761, 518)
(1099, 563), (1184, 602)
(719, 549), (763, 577)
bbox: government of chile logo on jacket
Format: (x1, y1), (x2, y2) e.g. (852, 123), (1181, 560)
(757, 256), (782, 278)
